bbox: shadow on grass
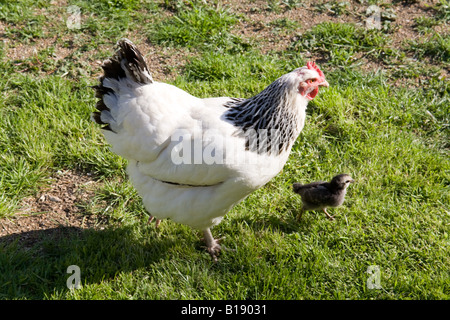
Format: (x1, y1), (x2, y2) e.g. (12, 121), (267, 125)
(0, 224), (175, 299)
(230, 199), (318, 236)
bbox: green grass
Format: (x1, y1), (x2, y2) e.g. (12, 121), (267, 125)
(314, 0), (350, 16)
(269, 17), (302, 36)
(407, 32), (450, 63)
(414, 16), (441, 33)
(147, 0), (249, 53)
(0, 0), (449, 300)
(291, 22), (396, 66)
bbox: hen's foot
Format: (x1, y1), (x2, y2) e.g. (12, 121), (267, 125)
(207, 243), (222, 263)
(202, 229), (222, 263)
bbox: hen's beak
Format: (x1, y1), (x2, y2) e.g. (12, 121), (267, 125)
(319, 80), (329, 88)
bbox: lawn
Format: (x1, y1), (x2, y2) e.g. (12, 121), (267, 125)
(0, 0), (448, 300)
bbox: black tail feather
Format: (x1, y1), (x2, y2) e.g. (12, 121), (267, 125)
(91, 111), (113, 132)
(101, 58), (126, 81)
(91, 112), (102, 124)
(117, 40), (152, 84)
(92, 85), (114, 99)
(95, 99), (109, 112)
(92, 39), (152, 132)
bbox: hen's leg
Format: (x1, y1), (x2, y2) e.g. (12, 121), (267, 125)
(203, 228), (221, 263)
(323, 208), (335, 220)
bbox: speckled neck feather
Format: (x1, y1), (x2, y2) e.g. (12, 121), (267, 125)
(224, 77), (301, 155)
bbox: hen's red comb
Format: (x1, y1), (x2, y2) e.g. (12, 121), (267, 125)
(307, 61), (325, 80)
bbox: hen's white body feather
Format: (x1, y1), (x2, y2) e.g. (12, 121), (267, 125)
(100, 79), (301, 229)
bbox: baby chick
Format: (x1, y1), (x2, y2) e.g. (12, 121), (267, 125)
(293, 174), (354, 221)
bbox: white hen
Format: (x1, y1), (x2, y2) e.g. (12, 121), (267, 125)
(92, 39), (329, 261)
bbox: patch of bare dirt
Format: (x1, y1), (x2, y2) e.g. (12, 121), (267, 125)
(225, 0), (447, 58)
(223, 0), (448, 83)
(0, 0), (178, 81)
(227, 0), (361, 54)
(0, 170), (106, 246)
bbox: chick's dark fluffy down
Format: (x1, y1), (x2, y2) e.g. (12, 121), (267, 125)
(293, 174), (354, 220)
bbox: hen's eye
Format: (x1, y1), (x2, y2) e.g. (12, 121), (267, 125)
(306, 79), (317, 84)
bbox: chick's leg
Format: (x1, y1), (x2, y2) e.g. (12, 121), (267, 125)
(323, 208), (335, 220)
(148, 215), (161, 228)
(296, 208), (305, 221)
(203, 228), (221, 263)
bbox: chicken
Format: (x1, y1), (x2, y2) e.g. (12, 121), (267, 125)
(293, 174), (354, 221)
(92, 39), (329, 261)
